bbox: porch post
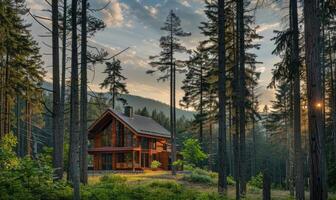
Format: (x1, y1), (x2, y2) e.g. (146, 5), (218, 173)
(139, 150), (142, 168)
(132, 150), (135, 171)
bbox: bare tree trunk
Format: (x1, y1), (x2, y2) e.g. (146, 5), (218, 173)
(200, 63), (203, 144)
(218, 0), (227, 194)
(80, 0), (88, 184)
(170, 13), (176, 176)
(303, 0), (327, 199)
(290, 0), (305, 198)
(237, 0), (246, 194)
(70, 0), (81, 198)
(251, 86), (256, 177)
(228, 99), (233, 176)
(329, 33), (336, 162)
(263, 160), (271, 200)
(58, 0), (67, 180)
(173, 61), (177, 172)
(52, 0), (62, 180)
(209, 120), (213, 170)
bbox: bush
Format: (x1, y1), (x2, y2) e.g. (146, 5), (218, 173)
(227, 176), (235, 186)
(248, 172), (264, 189)
(150, 160), (161, 169)
(181, 139), (208, 167)
(0, 133), (73, 200)
(183, 168), (215, 185)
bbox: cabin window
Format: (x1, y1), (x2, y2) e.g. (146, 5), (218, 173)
(135, 152), (139, 163)
(141, 138), (149, 149)
(151, 139), (156, 149)
(117, 153), (125, 162)
(141, 153), (149, 168)
(163, 143), (167, 150)
(101, 153), (112, 170)
(116, 122), (124, 147)
(101, 122), (112, 147)
(124, 127), (133, 147)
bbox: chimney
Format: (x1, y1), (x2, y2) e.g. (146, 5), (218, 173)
(124, 106), (133, 118)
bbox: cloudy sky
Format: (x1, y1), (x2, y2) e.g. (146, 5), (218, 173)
(26, 0), (286, 109)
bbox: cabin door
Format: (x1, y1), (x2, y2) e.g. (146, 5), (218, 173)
(141, 153), (149, 168)
(101, 153), (112, 170)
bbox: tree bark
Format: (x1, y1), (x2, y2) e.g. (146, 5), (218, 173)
(329, 33), (336, 162)
(169, 12), (177, 176)
(237, 0), (246, 194)
(80, 0), (88, 184)
(58, 0), (67, 180)
(70, 0), (81, 198)
(263, 161), (271, 200)
(290, 0), (305, 198)
(52, 0), (62, 180)
(217, 0), (227, 194)
(303, 0), (327, 199)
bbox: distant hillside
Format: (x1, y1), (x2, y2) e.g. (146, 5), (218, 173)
(42, 82), (194, 120)
(115, 94), (194, 120)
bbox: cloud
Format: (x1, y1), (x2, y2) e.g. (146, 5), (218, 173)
(257, 22), (280, 33)
(180, 0), (191, 7)
(101, 0), (128, 27)
(144, 5), (159, 17)
(256, 66), (266, 73)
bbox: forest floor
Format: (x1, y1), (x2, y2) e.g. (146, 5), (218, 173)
(88, 170), (336, 200)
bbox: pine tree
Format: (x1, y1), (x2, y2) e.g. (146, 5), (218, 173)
(147, 10), (191, 175)
(100, 59), (128, 109)
(181, 46), (210, 144)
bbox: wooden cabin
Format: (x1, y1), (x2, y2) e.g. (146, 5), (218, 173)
(88, 106), (171, 171)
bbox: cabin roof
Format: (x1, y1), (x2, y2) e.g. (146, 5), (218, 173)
(88, 108), (171, 139)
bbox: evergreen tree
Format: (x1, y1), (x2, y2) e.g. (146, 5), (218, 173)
(147, 10), (191, 175)
(100, 58), (128, 109)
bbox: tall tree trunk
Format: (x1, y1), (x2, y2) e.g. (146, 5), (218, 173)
(209, 120), (213, 170)
(329, 33), (336, 162)
(303, 0), (327, 199)
(173, 61), (177, 172)
(290, 0), (305, 198)
(26, 100), (32, 156)
(199, 63), (203, 144)
(217, 0), (227, 194)
(263, 160), (271, 200)
(228, 98), (233, 176)
(52, 0), (62, 180)
(251, 86), (256, 177)
(80, 0), (88, 184)
(58, 0), (67, 180)
(69, 0), (81, 198)
(237, 0), (246, 194)
(4, 53), (10, 136)
(170, 12), (176, 176)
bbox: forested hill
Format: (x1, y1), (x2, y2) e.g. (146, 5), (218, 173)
(42, 82), (194, 120)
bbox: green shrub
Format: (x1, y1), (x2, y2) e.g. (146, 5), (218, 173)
(181, 139), (208, 167)
(150, 160), (161, 169)
(227, 175), (235, 186)
(0, 133), (73, 200)
(248, 172), (264, 189)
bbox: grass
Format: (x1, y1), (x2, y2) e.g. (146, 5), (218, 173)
(88, 170), (319, 200)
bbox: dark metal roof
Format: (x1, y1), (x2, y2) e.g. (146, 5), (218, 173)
(89, 108), (171, 138)
(105, 108), (171, 138)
